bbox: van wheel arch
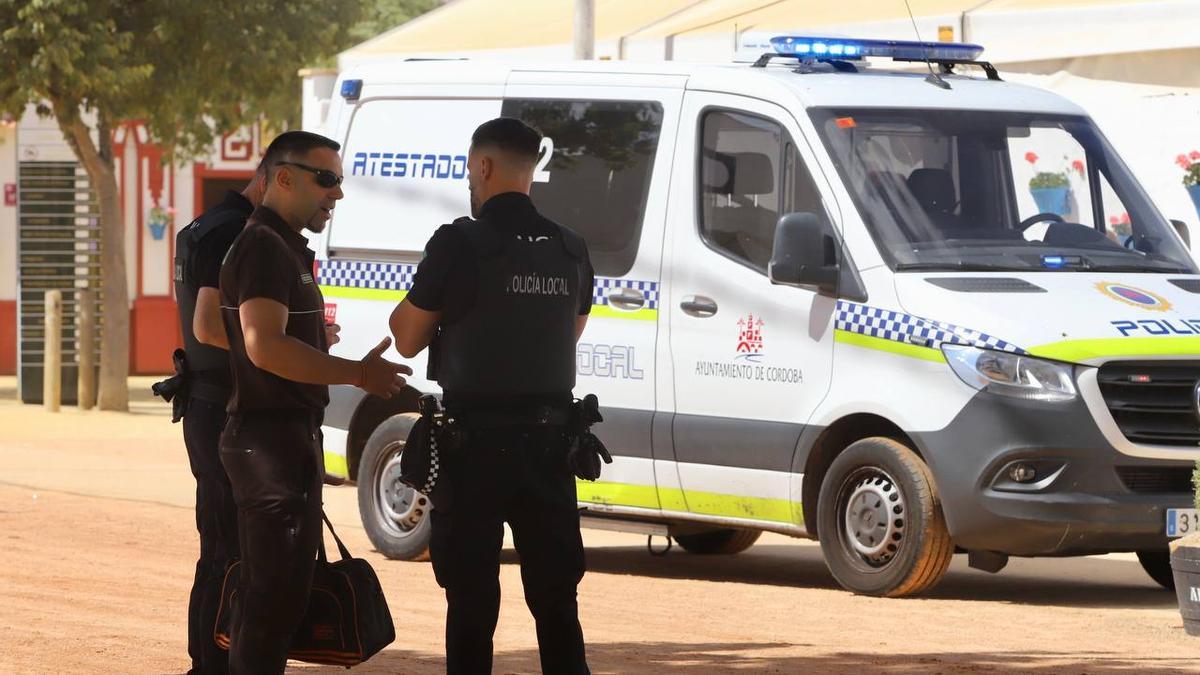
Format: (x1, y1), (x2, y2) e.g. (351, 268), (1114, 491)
(345, 386), (423, 482)
(802, 414), (918, 541)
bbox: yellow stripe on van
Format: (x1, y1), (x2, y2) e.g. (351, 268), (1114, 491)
(319, 284), (656, 321)
(1028, 337), (1200, 363)
(834, 329), (945, 363)
(589, 305), (658, 322)
(319, 285), (408, 302)
(576, 480), (801, 525)
(324, 451), (350, 479)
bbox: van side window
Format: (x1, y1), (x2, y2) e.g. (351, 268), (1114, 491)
(501, 99), (664, 277)
(699, 110), (826, 273)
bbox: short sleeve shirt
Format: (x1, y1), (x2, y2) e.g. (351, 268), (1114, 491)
(219, 205), (329, 414)
(407, 192), (594, 326)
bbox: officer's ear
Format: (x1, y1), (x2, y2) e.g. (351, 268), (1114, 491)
(478, 154), (494, 182)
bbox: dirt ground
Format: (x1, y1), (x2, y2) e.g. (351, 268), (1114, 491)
(1, 377), (1198, 674)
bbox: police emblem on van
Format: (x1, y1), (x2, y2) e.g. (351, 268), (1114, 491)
(1096, 282), (1172, 312)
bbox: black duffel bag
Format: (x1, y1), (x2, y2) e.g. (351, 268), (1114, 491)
(214, 512), (395, 666)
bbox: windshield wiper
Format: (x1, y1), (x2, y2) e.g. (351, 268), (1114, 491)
(1083, 263), (1193, 274)
(895, 262), (1032, 272)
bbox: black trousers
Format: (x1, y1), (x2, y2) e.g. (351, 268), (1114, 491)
(219, 413), (323, 675)
(183, 397), (240, 675)
(430, 426), (589, 675)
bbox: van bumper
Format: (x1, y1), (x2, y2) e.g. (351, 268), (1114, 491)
(912, 390), (1194, 556)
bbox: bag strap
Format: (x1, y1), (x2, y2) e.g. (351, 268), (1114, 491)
(317, 510), (353, 563)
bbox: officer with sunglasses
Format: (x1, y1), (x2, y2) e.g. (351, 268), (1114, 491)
(217, 130), (411, 674)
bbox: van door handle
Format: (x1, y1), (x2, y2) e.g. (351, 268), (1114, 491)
(680, 295), (718, 318)
(606, 287), (645, 310)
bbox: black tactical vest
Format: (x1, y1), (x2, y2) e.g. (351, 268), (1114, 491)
(436, 218), (585, 397)
(173, 195), (250, 375)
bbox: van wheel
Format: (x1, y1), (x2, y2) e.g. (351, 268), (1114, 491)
(817, 437), (953, 597)
(1137, 550), (1175, 590)
(357, 413), (432, 561)
(674, 528), (761, 555)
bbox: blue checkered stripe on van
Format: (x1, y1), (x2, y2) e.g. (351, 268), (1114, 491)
(835, 300), (1026, 354)
(318, 260), (417, 291)
(318, 259), (659, 308)
(593, 278), (660, 310)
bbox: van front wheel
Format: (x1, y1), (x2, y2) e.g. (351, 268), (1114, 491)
(817, 437), (953, 597)
(357, 413), (432, 561)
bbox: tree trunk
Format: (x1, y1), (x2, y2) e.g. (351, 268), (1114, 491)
(54, 106), (129, 411)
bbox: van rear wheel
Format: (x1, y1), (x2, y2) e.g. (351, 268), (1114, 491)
(674, 528), (761, 555)
(357, 413), (432, 561)
(817, 437), (953, 597)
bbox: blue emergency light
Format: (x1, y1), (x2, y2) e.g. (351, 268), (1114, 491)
(769, 36), (984, 62)
(340, 79), (363, 101)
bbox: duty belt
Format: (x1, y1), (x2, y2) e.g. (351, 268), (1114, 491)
(451, 406), (570, 429)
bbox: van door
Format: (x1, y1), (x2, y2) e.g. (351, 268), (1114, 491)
(503, 74), (685, 514)
(663, 92), (837, 528)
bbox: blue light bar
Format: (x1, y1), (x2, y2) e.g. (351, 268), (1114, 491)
(770, 36), (984, 62)
(340, 79), (363, 101)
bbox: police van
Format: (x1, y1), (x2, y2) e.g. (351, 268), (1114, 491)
(313, 36), (1200, 597)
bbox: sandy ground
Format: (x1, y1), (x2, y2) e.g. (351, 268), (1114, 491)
(1, 377), (1198, 674)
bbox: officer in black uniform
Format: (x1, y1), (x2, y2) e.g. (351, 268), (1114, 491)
(389, 117), (594, 675)
(218, 130), (410, 675)
(171, 170), (263, 675)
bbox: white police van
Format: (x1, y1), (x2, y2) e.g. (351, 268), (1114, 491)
(314, 36), (1200, 596)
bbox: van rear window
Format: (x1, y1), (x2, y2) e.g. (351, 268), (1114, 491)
(501, 99), (664, 277)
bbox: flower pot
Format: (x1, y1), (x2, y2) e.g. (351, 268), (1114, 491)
(1170, 532), (1200, 636)
(148, 222), (167, 241)
(1187, 184), (1200, 222)
(1030, 186), (1070, 216)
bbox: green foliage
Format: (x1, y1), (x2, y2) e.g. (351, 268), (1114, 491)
(1029, 171), (1069, 190)
(0, 0), (368, 160)
(1184, 163), (1200, 189)
(1193, 459), (1200, 511)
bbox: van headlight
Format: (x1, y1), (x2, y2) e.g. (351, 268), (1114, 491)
(941, 345), (1077, 402)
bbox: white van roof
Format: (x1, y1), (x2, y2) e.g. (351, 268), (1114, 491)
(339, 58), (1088, 116)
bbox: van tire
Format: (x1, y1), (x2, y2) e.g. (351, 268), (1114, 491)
(1136, 550), (1175, 590)
(357, 413), (432, 561)
(674, 528), (762, 555)
(817, 437), (953, 597)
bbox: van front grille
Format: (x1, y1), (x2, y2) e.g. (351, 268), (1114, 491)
(1096, 362), (1200, 447)
(1115, 466), (1194, 493)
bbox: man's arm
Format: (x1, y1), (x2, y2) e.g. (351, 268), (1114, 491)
(390, 299), (441, 358)
(193, 287), (229, 350)
(240, 297), (410, 399)
(575, 315), (588, 342)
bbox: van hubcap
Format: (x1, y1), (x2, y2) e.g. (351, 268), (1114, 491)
(376, 441), (428, 536)
(842, 469), (906, 566)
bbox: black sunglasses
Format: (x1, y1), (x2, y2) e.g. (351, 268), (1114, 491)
(275, 161), (343, 188)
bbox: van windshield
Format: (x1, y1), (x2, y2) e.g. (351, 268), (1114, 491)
(810, 108), (1196, 274)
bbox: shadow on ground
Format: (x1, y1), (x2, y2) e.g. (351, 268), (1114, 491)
(296, 642), (1198, 674)
(496, 544), (1177, 611)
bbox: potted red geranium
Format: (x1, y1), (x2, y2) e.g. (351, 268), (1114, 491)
(1025, 152), (1083, 216)
(1176, 151), (1200, 221)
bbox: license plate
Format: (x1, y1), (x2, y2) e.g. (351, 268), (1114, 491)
(1167, 509), (1200, 537)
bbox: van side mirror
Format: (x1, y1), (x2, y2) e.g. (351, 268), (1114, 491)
(768, 212), (838, 295)
(1171, 219), (1191, 249)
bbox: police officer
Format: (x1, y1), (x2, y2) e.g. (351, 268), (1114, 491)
(218, 130), (411, 675)
(171, 168), (263, 675)
(389, 117), (595, 675)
